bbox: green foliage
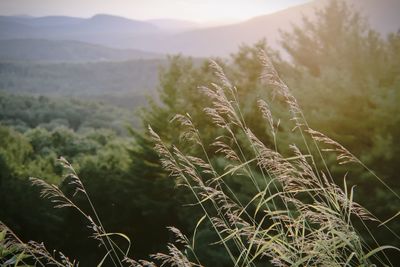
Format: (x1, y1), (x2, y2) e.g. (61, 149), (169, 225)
(130, 1), (400, 264)
(148, 52), (399, 266)
(279, 0), (400, 248)
(0, 59), (165, 97)
(0, 121), (134, 264)
(0, 93), (135, 133)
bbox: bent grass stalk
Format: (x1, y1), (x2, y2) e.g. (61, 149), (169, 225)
(1, 51), (399, 267)
(150, 51), (399, 266)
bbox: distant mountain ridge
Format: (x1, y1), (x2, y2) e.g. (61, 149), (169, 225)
(16, 15), (84, 27)
(0, 39), (162, 62)
(0, 0), (398, 57)
(127, 0), (400, 56)
(146, 19), (199, 32)
(0, 14), (161, 41)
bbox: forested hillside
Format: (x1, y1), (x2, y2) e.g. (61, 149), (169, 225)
(0, 59), (164, 98)
(0, 93), (136, 132)
(0, 39), (162, 62)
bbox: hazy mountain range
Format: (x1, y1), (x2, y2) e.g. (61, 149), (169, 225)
(0, 39), (161, 62)
(0, 0), (399, 107)
(0, 0), (399, 61)
(0, 0), (400, 61)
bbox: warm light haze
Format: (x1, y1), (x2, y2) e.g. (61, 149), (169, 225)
(0, 0), (310, 23)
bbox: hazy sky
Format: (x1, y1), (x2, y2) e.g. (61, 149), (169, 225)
(0, 0), (311, 23)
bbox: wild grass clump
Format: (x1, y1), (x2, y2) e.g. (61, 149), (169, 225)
(1, 51), (399, 266)
(148, 50), (400, 266)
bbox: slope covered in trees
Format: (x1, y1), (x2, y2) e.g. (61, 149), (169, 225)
(0, 59), (164, 96)
(0, 39), (162, 62)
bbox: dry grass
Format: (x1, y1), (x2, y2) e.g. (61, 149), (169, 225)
(1, 50), (399, 266)
(149, 50), (400, 266)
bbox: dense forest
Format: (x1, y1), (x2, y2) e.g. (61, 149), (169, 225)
(1, 1), (400, 266)
(0, 59), (163, 96)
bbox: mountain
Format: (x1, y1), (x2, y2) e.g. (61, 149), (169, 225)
(131, 2), (315, 56)
(0, 59), (166, 96)
(0, 17), (33, 38)
(74, 14), (159, 34)
(147, 19), (199, 32)
(124, 0), (400, 57)
(13, 15), (84, 27)
(0, 39), (163, 62)
(0, 14), (161, 41)
(0, 0), (398, 57)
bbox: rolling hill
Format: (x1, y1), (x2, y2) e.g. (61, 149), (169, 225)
(0, 39), (162, 62)
(130, 2), (316, 56)
(1, 0), (398, 57)
(146, 19), (199, 32)
(123, 0), (400, 56)
(0, 14), (161, 42)
(0, 59), (164, 96)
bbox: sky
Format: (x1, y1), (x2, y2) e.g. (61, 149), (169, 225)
(0, 0), (311, 23)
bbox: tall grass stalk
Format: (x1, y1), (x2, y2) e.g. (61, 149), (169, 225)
(149, 50), (400, 266)
(1, 51), (399, 266)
